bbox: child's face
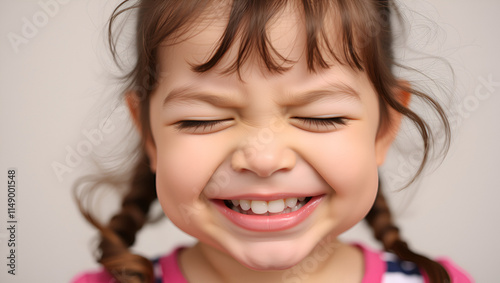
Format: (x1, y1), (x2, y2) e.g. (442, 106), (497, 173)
(143, 7), (395, 270)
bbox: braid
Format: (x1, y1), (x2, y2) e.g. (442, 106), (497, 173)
(365, 176), (451, 283)
(100, 152), (157, 283)
(76, 152), (158, 283)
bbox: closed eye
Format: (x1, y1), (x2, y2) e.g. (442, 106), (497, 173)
(174, 119), (233, 133)
(292, 117), (348, 132)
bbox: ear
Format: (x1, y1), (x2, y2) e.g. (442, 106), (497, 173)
(126, 92), (157, 172)
(375, 82), (411, 166)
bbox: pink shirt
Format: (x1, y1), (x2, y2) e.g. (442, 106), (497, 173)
(71, 244), (473, 282)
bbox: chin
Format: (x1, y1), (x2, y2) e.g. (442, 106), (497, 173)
(241, 256), (301, 271)
(232, 242), (314, 271)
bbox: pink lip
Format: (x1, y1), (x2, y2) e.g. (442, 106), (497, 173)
(212, 195), (325, 232)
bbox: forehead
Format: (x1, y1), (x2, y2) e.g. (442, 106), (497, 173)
(157, 1), (343, 76)
(150, 2), (381, 134)
(152, 1), (378, 108)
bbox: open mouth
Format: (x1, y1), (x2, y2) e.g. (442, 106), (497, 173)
(213, 195), (324, 231)
(223, 197), (313, 216)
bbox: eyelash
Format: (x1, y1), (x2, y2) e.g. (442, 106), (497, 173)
(293, 117), (348, 128)
(175, 117), (347, 131)
(175, 119), (233, 131)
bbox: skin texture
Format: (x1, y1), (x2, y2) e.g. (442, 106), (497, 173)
(127, 5), (406, 283)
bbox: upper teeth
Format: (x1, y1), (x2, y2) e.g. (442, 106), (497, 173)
(228, 197), (308, 214)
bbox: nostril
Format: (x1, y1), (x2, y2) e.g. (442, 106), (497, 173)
(230, 149), (247, 172)
(230, 146), (297, 177)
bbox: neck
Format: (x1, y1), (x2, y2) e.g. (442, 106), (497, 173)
(179, 237), (365, 283)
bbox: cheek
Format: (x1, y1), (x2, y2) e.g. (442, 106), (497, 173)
(153, 132), (231, 230)
(328, 137), (377, 193)
(299, 126), (379, 225)
(303, 124), (378, 183)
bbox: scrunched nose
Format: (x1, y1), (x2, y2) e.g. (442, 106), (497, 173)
(231, 141), (296, 177)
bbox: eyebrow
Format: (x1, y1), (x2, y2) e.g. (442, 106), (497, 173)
(284, 83), (361, 106)
(162, 82), (360, 108)
(162, 86), (240, 108)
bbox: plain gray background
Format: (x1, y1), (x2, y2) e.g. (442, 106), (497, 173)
(1, 0), (499, 282)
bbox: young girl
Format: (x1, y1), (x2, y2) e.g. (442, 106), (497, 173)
(73, 0), (472, 282)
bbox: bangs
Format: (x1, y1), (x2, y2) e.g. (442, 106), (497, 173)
(146, 0), (391, 76)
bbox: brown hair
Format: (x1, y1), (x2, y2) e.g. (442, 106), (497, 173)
(76, 0), (451, 282)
